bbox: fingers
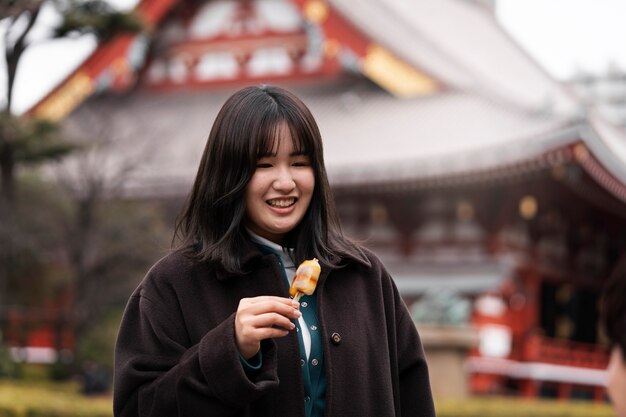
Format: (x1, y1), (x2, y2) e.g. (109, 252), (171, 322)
(240, 298), (301, 320)
(237, 314), (293, 344)
(235, 296), (301, 359)
(245, 295), (300, 308)
(241, 311), (297, 332)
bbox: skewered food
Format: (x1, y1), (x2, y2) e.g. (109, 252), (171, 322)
(289, 258), (321, 302)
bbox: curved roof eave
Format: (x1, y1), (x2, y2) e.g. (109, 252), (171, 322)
(579, 111), (626, 184)
(327, 123), (583, 191)
(329, 0), (581, 118)
(58, 82), (586, 198)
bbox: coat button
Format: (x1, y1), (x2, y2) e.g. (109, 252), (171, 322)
(331, 332), (342, 345)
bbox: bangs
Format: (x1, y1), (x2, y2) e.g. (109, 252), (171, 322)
(254, 117), (311, 158)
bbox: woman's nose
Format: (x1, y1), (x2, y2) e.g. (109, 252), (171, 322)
(272, 168), (296, 191)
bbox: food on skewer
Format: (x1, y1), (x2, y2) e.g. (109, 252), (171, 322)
(289, 258), (321, 302)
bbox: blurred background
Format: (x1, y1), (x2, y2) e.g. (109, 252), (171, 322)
(0, 0), (624, 415)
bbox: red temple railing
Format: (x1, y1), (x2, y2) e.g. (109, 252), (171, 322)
(523, 333), (609, 369)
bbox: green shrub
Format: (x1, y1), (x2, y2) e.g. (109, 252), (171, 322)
(76, 310), (122, 372)
(0, 380), (111, 417)
(436, 396), (614, 417)
(0, 404), (19, 417)
(0, 345), (20, 379)
(0, 380), (616, 417)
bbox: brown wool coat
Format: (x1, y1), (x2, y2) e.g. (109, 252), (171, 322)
(113, 242), (436, 417)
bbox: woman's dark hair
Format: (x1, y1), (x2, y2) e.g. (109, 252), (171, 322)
(601, 255), (626, 359)
(174, 85), (368, 273)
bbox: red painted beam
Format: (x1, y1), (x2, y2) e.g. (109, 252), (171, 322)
(26, 0), (178, 120)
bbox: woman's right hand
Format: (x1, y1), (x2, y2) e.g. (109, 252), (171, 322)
(235, 296), (301, 360)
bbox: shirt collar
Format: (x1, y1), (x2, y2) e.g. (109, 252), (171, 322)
(246, 228), (295, 269)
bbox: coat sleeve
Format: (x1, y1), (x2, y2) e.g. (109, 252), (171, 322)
(382, 266), (436, 417)
(113, 286), (279, 416)
(395, 299), (437, 417)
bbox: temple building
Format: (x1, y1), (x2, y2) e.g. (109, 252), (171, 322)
(21, 0), (626, 401)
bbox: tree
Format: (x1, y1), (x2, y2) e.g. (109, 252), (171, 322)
(0, 0), (142, 202)
(0, 113), (73, 317)
(1, 105), (171, 379)
(50, 105), (170, 382)
(0, 0), (144, 353)
(0, 112), (74, 201)
(2, 155), (169, 380)
(1, 0), (142, 112)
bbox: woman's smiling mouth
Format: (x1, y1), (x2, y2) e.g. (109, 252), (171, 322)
(267, 198), (296, 208)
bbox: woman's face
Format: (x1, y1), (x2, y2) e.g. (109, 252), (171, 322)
(245, 125), (315, 244)
(607, 346), (626, 417)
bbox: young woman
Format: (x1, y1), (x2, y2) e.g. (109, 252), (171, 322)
(601, 258), (626, 417)
(113, 85), (435, 417)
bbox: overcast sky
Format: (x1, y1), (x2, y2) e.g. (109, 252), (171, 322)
(1, 0), (625, 114)
(497, 0), (626, 78)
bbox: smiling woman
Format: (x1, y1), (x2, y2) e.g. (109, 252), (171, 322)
(244, 124), (315, 244)
(113, 85), (436, 417)
(172, 85), (341, 273)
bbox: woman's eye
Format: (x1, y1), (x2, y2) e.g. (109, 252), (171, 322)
(292, 160), (310, 167)
(256, 163), (272, 168)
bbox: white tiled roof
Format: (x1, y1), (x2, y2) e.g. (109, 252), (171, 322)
(330, 0), (579, 116)
(60, 79), (586, 197)
(308, 85), (578, 185)
(54, 0), (626, 200)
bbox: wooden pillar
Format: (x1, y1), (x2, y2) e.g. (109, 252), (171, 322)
(519, 267), (541, 334)
(558, 383), (572, 401)
(594, 386), (606, 403)
(519, 379), (538, 399)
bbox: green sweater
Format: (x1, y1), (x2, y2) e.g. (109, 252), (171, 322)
(249, 234), (326, 417)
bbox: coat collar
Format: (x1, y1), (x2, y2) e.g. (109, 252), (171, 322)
(212, 237), (345, 282)
(213, 237), (274, 281)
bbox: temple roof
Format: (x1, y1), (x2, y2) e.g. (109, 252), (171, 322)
(60, 78), (626, 204)
(329, 0), (578, 116)
(28, 0), (579, 119)
(36, 0), (626, 206)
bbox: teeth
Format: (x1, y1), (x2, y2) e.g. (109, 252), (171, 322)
(268, 198), (295, 208)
